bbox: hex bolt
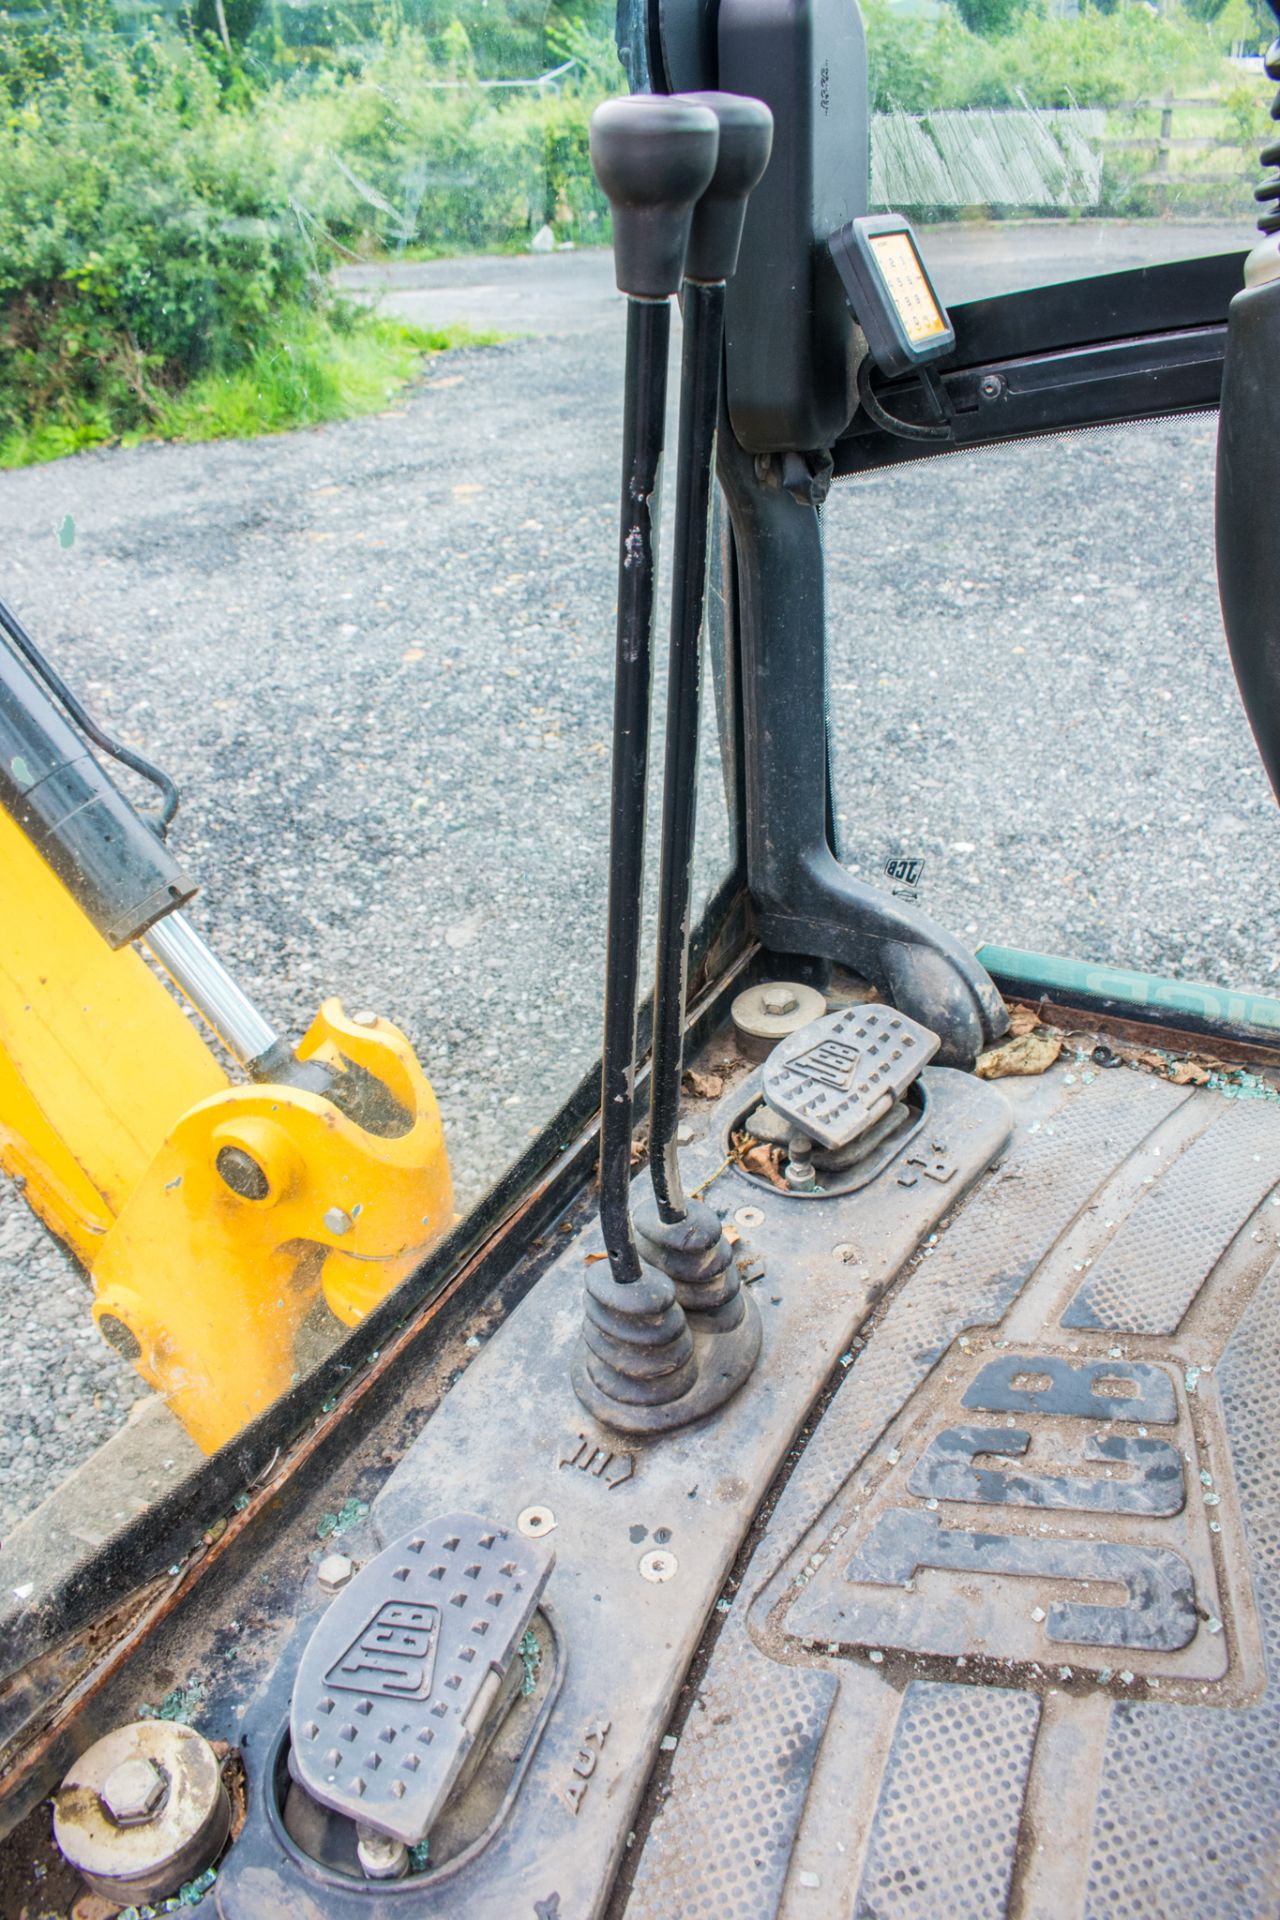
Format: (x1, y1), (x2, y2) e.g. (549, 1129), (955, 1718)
(352, 1009), (379, 1028)
(317, 1552), (355, 1594)
(356, 1824), (410, 1881)
(979, 372), (1005, 401)
(323, 1206), (353, 1235)
(56, 1723), (229, 1903)
(784, 1132), (818, 1192)
(731, 980), (827, 1060)
(761, 987), (800, 1017)
(100, 1757), (167, 1828)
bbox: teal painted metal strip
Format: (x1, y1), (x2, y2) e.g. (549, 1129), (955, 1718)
(976, 945), (1280, 1037)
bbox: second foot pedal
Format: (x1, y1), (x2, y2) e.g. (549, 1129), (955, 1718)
(763, 1003), (939, 1152)
(289, 1513), (554, 1859)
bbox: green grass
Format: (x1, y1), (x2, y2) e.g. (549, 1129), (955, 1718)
(0, 308), (503, 470)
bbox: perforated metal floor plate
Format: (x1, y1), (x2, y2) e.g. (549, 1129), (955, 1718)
(631, 1069), (1280, 1920)
(762, 1003), (939, 1150)
(1062, 1097), (1280, 1333)
(289, 1514), (553, 1845)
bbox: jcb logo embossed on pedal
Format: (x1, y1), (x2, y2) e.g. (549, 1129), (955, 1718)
(788, 1037), (862, 1092)
(326, 1600), (440, 1699)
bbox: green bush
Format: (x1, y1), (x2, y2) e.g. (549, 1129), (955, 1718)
(0, 2), (615, 460)
(864, 0), (1233, 113)
(0, 13), (316, 443)
(273, 17), (615, 255)
(0, 0), (1260, 466)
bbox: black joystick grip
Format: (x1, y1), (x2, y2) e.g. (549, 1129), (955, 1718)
(680, 92), (774, 285)
(590, 95), (720, 300)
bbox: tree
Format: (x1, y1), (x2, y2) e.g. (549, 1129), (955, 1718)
(951, 0), (1024, 38)
(192, 0), (263, 52)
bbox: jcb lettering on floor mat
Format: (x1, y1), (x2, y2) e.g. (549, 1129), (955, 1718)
(787, 1346), (1229, 1681)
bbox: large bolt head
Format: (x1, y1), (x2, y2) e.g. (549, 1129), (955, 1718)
(761, 987), (799, 1016)
(55, 1721), (230, 1905)
(100, 1757), (167, 1827)
(318, 1552), (355, 1594)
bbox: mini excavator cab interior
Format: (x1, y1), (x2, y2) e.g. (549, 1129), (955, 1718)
(3, 0), (1280, 1911)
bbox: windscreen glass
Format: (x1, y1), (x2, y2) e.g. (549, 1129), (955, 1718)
(865, 0), (1267, 281)
(0, 0), (734, 1596)
(833, 0), (1278, 999)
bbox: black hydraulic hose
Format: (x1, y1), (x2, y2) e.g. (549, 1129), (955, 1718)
(0, 594), (180, 832)
(649, 278), (723, 1224)
(599, 296), (672, 1287)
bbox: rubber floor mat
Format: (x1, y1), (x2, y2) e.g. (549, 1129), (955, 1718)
(624, 1065), (1280, 1920)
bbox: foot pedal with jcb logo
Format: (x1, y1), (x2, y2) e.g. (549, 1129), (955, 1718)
(762, 1002), (939, 1152)
(289, 1514), (554, 1863)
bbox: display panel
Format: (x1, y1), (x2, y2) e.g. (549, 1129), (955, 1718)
(868, 230), (950, 345)
(831, 214), (955, 378)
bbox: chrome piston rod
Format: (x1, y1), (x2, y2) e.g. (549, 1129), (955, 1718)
(142, 910), (279, 1070)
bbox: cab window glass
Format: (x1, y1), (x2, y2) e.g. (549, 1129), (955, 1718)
(0, 0), (736, 1574)
(824, 415), (1280, 999)
(866, 0), (1270, 282)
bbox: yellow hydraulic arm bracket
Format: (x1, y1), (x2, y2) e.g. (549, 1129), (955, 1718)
(0, 807), (454, 1453)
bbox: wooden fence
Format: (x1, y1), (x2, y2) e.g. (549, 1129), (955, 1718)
(872, 93), (1258, 210)
(1102, 93), (1253, 189)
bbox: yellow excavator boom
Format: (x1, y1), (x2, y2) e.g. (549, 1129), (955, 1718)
(0, 806), (454, 1452)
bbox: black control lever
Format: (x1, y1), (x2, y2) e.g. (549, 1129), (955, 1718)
(573, 93), (721, 1432)
(636, 94), (773, 1328)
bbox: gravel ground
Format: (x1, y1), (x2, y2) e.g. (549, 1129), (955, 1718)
(0, 311), (729, 1531)
(0, 1208), (150, 1526)
(2, 223), (1275, 1532)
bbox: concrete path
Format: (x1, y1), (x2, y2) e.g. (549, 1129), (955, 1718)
(338, 220), (1251, 333)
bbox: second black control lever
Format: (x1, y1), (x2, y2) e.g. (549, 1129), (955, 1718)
(636, 94), (773, 1344)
